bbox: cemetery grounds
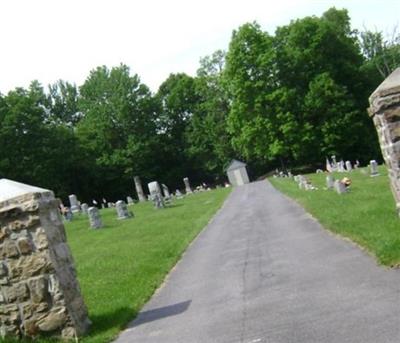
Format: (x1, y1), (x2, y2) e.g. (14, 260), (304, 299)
(270, 165), (400, 267)
(5, 188), (230, 343)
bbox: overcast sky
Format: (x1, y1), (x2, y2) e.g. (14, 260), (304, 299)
(0, 0), (399, 94)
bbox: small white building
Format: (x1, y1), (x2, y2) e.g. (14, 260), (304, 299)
(226, 159), (250, 186)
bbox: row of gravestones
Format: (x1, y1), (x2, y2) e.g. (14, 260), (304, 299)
(326, 156), (360, 172)
(326, 160), (380, 194)
(67, 195), (133, 229)
(326, 156), (380, 175)
(137, 177), (194, 210)
(66, 176), (196, 228)
(292, 160), (381, 195)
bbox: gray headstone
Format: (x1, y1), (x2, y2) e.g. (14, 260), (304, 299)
(175, 189), (184, 199)
(148, 181), (164, 209)
(68, 194), (80, 213)
(338, 160), (345, 172)
(127, 196), (134, 205)
(88, 207), (103, 229)
(162, 184), (171, 199)
(370, 160), (379, 176)
(116, 200), (133, 219)
(334, 180), (347, 194)
(345, 161), (352, 171)
(326, 175), (335, 189)
(134, 176), (147, 202)
(81, 203), (89, 215)
(183, 177), (193, 194)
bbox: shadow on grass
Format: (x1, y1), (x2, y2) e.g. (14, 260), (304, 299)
(127, 300), (191, 328)
(165, 203), (184, 209)
(88, 307), (136, 335)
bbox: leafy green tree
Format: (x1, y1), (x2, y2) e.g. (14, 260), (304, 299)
(156, 73), (200, 183)
(224, 9), (380, 170)
(224, 22), (276, 164)
(77, 64), (160, 198)
(185, 50), (233, 181)
(48, 80), (81, 125)
(0, 82), (84, 199)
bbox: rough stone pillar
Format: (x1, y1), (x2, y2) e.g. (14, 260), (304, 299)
(115, 200), (133, 220)
(68, 194), (80, 213)
(81, 203), (88, 215)
(134, 176), (146, 202)
(183, 177), (193, 194)
(0, 179), (90, 340)
(369, 68), (400, 214)
(88, 207), (102, 229)
(148, 182), (164, 209)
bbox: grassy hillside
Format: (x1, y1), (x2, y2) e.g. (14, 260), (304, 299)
(8, 188), (230, 343)
(270, 166), (400, 267)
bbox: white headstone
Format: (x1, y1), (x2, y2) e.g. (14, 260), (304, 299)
(127, 196), (134, 205)
(148, 181), (164, 208)
(326, 175), (335, 189)
(338, 160), (345, 172)
(183, 177), (193, 194)
(370, 160), (379, 176)
(331, 155), (338, 171)
(68, 194), (80, 213)
(345, 161), (352, 171)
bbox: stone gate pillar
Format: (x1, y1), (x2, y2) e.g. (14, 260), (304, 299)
(0, 179), (90, 340)
(369, 67), (400, 215)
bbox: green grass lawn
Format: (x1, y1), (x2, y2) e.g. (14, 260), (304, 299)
(11, 188), (230, 343)
(269, 166), (400, 267)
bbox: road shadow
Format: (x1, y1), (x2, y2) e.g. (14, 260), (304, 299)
(128, 300), (191, 328)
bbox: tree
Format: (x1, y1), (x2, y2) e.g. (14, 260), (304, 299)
(185, 50), (233, 181)
(224, 22), (276, 164)
(360, 28), (400, 79)
(0, 82), (84, 199)
(77, 64), (160, 199)
(156, 73), (200, 184)
(48, 80), (81, 125)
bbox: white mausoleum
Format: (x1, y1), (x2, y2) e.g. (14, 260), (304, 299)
(226, 159), (250, 186)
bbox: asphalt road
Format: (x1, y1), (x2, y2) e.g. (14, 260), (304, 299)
(115, 181), (400, 343)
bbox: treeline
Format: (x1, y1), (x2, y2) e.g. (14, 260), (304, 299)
(0, 8), (398, 202)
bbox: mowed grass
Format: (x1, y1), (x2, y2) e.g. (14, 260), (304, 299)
(17, 188), (230, 343)
(72, 188), (230, 343)
(269, 166), (400, 267)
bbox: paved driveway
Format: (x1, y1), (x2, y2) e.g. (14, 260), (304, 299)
(115, 181), (400, 343)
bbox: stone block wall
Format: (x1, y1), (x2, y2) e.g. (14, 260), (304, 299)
(0, 190), (90, 339)
(369, 68), (400, 215)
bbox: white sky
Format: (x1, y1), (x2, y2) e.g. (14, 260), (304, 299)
(0, 0), (399, 94)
